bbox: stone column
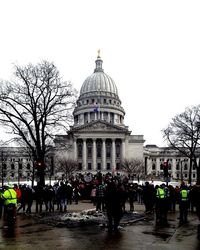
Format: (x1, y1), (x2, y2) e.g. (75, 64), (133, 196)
(92, 139), (97, 170)
(112, 139), (116, 169)
(83, 139), (87, 170)
(88, 112), (90, 123)
(101, 112), (104, 121)
(113, 114), (116, 124)
(108, 112), (110, 123)
(102, 139), (106, 170)
(73, 139), (77, 160)
(80, 114), (84, 125)
(121, 139), (125, 161)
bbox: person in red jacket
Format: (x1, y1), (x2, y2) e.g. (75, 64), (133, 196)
(14, 184), (22, 204)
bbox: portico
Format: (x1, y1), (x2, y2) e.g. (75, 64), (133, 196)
(74, 135), (126, 172)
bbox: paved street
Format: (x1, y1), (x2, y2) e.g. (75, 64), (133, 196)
(0, 201), (200, 250)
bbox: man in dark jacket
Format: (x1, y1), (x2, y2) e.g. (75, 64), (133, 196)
(104, 180), (123, 232)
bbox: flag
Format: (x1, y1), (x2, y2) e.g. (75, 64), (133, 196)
(93, 102), (99, 113)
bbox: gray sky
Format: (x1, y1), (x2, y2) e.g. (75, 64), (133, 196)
(0, 0), (200, 146)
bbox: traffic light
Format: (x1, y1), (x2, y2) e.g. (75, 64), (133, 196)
(163, 160), (169, 177)
(36, 159), (44, 169)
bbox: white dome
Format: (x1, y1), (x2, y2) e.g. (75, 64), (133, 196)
(80, 56), (118, 96)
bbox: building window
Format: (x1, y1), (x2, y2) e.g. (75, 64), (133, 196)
(78, 163), (82, 170)
(97, 163), (101, 170)
(19, 163), (23, 170)
(27, 163), (31, 170)
(97, 141), (102, 158)
(184, 173), (188, 178)
(78, 144), (82, 158)
(3, 164), (7, 170)
(177, 173), (179, 178)
(88, 163), (92, 170)
(116, 162), (120, 170)
(107, 163), (110, 170)
(11, 164), (15, 170)
(106, 143), (111, 158)
(11, 172), (14, 178)
(116, 143), (121, 158)
(176, 164), (180, 170)
(160, 164), (163, 170)
(193, 173), (196, 179)
(184, 164), (188, 171)
(87, 142), (92, 158)
(152, 164), (156, 170)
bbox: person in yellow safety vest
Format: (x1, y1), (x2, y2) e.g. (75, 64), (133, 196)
(179, 184), (189, 225)
(1, 185), (17, 224)
(155, 183), (168, 226)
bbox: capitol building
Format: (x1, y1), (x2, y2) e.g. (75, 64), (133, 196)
(0, 54), (198, 184)
(55, 53), (144, 174)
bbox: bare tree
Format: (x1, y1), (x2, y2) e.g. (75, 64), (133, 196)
(0, 61), (77, 186)
(162, 105), (200, 184)
(55, 154), (78, 181)
(121, 158), (145, 180)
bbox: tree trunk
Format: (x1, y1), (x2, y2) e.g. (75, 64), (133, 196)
(189, 158), (192, 185)
(197, 160), (200, 185)
(37, 168), (45, 187)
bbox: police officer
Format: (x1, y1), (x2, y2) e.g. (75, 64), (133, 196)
(1, 185), (17, 226)
(0, 186), (4, 219)
(179, 184), (189, 224)
(155, 183), (168, 226)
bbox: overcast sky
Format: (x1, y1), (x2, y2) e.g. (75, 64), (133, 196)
(0, 0), (200, 146)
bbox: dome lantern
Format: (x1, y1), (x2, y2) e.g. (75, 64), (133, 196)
(94, 49), (104, 73)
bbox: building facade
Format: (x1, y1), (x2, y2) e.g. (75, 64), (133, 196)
(144, 145), (199, 183)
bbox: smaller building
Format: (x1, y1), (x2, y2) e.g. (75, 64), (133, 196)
(144, 144), (199, 183)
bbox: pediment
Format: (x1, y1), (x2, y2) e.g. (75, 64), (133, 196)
(71, 121), (128, 133)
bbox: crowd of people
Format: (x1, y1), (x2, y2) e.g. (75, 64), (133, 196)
(1, 172), (200, 231)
